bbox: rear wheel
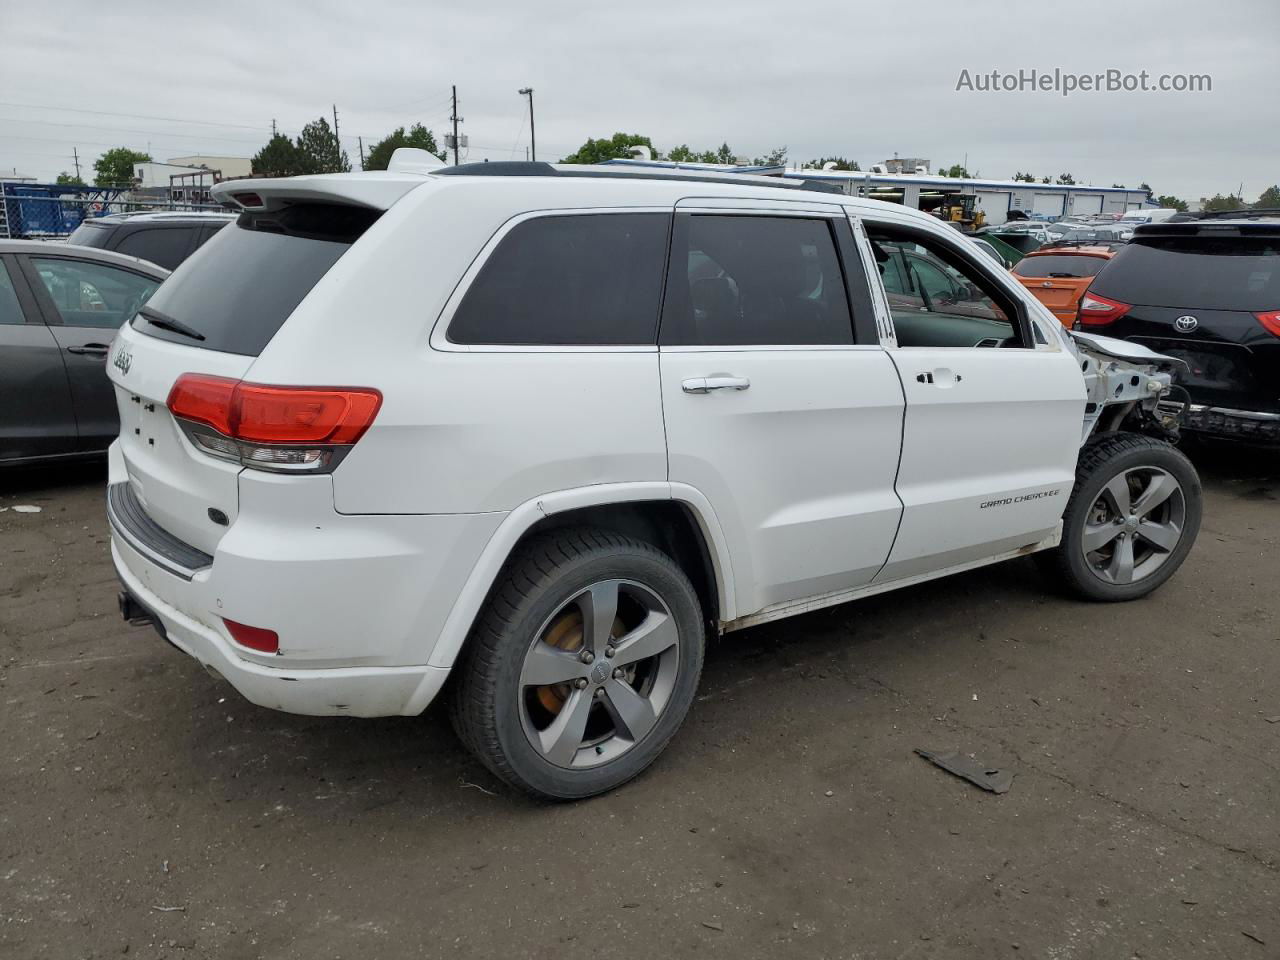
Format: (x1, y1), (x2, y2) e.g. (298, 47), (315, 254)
(450, 529), (705, 799)
(1044, 432), (1202, 601)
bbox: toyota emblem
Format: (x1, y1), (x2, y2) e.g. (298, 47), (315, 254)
(1173, 315), (1199, 333)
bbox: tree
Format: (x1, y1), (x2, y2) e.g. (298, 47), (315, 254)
(296, 116), (350, 174)
(938, 163), (969, 178)
(55, 171), (84, 185)
(1041, 176), (1053, 184)
(251, 133), (309, 177)
(667, 144), (719, 163)
(364, 124), (446, 170)
(809, 156), (859, 171)
(1255, 184), (1280, 208)
(560, 133), (655, 164)
(1056, 172), (1076, 185)
(1154, 194), (1189, 212)
(713, 142), (736, 164)
(1139, 182), (1153, 199)
(1011, 171), (1037, 182)
(751, 146), (787, 166)
(1201, 193), (1247, 213)
(93, 147), (152, 186)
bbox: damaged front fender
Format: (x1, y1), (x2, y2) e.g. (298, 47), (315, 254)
(1068, 330), (1188, 443)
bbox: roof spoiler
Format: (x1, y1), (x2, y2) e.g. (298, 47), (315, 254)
(211, 174), (427, 212)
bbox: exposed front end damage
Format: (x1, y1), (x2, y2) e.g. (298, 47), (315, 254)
(1068, 331), (1188, 444)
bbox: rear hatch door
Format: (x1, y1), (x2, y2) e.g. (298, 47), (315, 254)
(106, 190), (396, 555)
(1088, 228), (1280, 412)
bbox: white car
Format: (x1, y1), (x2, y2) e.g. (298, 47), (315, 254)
(107, 157), (1201, 799)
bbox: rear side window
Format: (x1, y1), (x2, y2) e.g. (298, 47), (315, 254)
(1092, 236), (1280, 311)
(31, 258), (159, 329)
(448, 213), (670, 345)
(113, 227), (195, 270)
(661, 215), (853, 346)
(67, 221), (113, 248)
(1014, 255), (1108, 279)
(136, 203), (379, 356)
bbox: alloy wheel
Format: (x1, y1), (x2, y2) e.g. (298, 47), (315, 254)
(1080, 466), (1187, 585)
(518, 579), (681, 769)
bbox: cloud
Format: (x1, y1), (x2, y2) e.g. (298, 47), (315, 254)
(1, 0), (1275, 200)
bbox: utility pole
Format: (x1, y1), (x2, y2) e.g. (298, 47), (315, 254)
(358, 136), (365, 170)
(332, 104), (341, 168)
(450, 85), (462, 165)
(271, 118), (277, 136)
(72, 147), (81, 181)
(518, 88), (535, 161)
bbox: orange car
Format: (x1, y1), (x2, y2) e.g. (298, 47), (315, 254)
(1011, 246), (1116, 327)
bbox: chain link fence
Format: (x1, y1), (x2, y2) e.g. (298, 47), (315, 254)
(0, 184), (229, 241)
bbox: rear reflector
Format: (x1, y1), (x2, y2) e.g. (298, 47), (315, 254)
(1256, 310), (1280, 337)
(1077, 292), (1131, 327)
(167, 374), (381, 473)
(232, 192), (264, 208)
(223, 618), (279, 654)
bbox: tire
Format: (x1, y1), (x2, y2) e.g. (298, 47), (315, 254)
(450, 528), (705, 800)
(1042, 431), (1202, 602)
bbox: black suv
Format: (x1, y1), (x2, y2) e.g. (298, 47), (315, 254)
(66, 211), (235, 271)
(1077, 213), (1280, 442)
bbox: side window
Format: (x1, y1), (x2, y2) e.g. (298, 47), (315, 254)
(114, 227), (193, 270)
(31, 258), (159, 330)
(661, 215), (853, 346)
(448, 213), (670, 345)
(0, 261), (27, 325)
(867, 227), (1024, 348)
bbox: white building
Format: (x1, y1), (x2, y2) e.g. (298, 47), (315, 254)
(168, 155), (253, 179)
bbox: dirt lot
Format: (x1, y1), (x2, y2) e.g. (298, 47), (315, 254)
(1, 442), (1277, 960)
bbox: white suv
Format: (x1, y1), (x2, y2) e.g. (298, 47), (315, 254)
(107, 158), (1201, 798)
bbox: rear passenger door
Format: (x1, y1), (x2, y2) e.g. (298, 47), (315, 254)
(0, 255), (78, 461)
(659, 199), (906, 619)
(20, 255), (161, 452)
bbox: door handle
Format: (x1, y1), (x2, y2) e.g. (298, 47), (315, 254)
(67, 343), (111, 357)
(682, 376), (750, 395)
(916, 369), (962, 386)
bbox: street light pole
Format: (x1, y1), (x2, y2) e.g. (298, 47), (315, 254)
(518, 88), (535, 162)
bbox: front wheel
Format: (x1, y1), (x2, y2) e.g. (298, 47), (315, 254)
(1044, 432), (1202, 602)
(450, 529), (705, 799)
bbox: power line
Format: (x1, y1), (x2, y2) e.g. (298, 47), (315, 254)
(0, 100), (274, 132)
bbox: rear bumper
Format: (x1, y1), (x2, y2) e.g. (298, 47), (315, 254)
(113, 540), (450, 717)
(106, 440), (504, 717)
(1179, 403), (1280, 442)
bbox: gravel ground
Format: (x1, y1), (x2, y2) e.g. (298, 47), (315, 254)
(1, 441), (1276, 960)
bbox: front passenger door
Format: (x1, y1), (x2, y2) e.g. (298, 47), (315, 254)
(865, 221), (1085, 583)
(659, 202), (906, 619)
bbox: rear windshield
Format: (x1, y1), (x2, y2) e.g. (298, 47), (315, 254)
(67, 221), (113, 248)
(1014, 255), (1107, 279)
(1091, 236), (1280, 311)
(133, 203), (379, 355)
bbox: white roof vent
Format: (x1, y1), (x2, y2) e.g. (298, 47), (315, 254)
(822, 161), (838, 171)
(627, 145), (653, 162)
(870, 163), (888, 174)
(387, 148), (447, 174)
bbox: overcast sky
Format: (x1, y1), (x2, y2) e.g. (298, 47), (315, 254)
(2, 0), (1276, 201)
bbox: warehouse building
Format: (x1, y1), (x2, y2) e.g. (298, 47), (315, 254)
(783, 169), (1151, 224)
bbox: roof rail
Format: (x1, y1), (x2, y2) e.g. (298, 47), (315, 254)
(1191, 207), (1280, 220)
(431, 160), (843, 194)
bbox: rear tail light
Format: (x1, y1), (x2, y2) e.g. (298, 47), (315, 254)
(222, 618), (279, 654)
(231, 192), (264, 208)
(167, 374), (381, 473)
(1256, 310), (1280, 337)
(1077, 292), (1131, 327)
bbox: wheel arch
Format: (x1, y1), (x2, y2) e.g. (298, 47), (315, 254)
(425, 482), (737, 672)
